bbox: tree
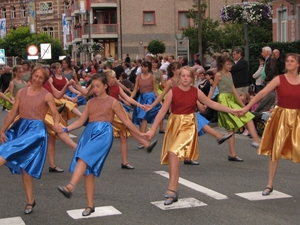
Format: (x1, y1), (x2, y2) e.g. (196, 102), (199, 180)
(0, 27), (65, 64)
(147, 40), (166, 55)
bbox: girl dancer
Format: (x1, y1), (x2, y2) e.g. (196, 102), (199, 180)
(145, 66), (240, 205)
(241, 53), (300, 195)
(208, 54), (260, 162)
(57, 73), (151, 216)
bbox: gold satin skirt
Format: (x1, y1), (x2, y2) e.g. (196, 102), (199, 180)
(54, 98), (77, 121)
(160, 113), (198, 165)
(44, 111), (67, 137)
(258, 106), (300, 162)
(112, 106), (131, 138)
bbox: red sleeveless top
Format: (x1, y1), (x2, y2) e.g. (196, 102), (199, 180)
(171, 86), (198, 114)
(52, 76), (67, 91)
(43, 80), (53, 94)
(277, 75), (300, 109)
(110, 84), (119, 100)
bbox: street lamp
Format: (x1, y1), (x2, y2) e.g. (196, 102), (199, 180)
(242, 0), (249, 62)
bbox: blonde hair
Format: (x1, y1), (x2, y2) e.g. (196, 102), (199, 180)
(103, 69), (116, 79)
(179, 66), (195, 85)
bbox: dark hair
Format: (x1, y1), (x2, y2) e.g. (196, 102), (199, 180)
(216, 54), (234, 72)
(167, 62), (182, 79)
(206, 70), (214, 76)
(91, 73), (109, 94)
(233, 47), (243, 56)
(21, 60), (31, 68)
(194, 59), (201, 65)
(62, 56), (72, 69)
(121, 72), (128, 79)
(151, 58), (159, 64)
(141, 61), (152, 73)
(259, 55), (265, 61)
(12, 65), (22, 78)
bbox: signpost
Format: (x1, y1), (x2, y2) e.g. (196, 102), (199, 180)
(40, 43), (51, 59)
(0, 49), (5, 65)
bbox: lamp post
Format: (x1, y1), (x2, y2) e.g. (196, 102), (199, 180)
(242, 0), (249, 62)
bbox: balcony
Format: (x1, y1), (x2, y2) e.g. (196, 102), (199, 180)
(65, 10), (72, 20)
(72, 29), (83, 43)
(82, 24), (118, 39)
(91, 0), (117, 8)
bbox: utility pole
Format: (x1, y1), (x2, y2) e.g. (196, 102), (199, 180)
(197, 0), (202, 61)
(242, 0), (249, 62)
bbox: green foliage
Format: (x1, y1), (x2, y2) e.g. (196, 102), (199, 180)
(0, 26), (65, 64)
(147, 40), (166, 55)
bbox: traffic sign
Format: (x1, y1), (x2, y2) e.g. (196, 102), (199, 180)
(0, 49), (5, 65)
(40, 43), (51, 59)
(27, 45), (38, 56)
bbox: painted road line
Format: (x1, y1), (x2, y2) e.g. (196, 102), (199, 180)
(69, 133), (77, 138)
(151, 197), (207, 210)
(0, 217), (25, 225)
(155, 171), (228, 200)
(235, 190), (292, 201)
(67, 206), (121, 219)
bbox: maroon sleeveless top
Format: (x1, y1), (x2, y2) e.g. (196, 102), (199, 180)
(138, 74), (154, 93)
(171, 86), (198, 114)
(88, 96), (115, 122)
(110, 84), (119, 100)
(52, 76), (67, 91)
(43, 80), (53, 94)
(277, 75), (300, 109)
(19, 88), (49, 120)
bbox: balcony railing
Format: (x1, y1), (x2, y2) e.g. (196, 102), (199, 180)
(72, 29), (82, 39)
(91, 0), (117, 3)
(82, 24), (117, 35)
(66, 34), (72, 42)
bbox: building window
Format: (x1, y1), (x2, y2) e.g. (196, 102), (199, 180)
(178, 11), (189, 29)
(143, 11), (155, 25)
(278, 10), (287, 42)
(43, 26), (54, 37)
(1, 7), (6, 18)
(64, 1), (69, 10)
(11, 6), (16, 18)
(20, 5), (26, 18)
(40, 2), (53, 13)
(99, 11), (116, 24)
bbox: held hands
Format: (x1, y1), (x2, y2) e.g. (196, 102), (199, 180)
(198, 104), (207, 113)
(142, 129), (155, 140)
(143, 104), (152, 112)
(68, 79), (75, 86)
(231, 108), (245, 117)
(53, 124), (64, 134)
(0, 131), (7, 143)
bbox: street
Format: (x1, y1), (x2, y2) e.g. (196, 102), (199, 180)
(0, 108), (299, 225)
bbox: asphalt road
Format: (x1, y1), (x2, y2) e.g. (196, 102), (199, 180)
(0, 108), (300, 225)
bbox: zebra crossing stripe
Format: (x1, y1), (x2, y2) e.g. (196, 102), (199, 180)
(0, 217), (25, 225)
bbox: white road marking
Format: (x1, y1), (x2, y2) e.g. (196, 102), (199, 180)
(235, 190), (292, 201)
(69, 133), (77, 138)
(67, 206), (121, 219)
(0, 217), (25, 225)
(151, 197), (207, 210)
(155, 171), (228, 200)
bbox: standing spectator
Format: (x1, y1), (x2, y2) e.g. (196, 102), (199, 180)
(0, 66), (12, 111)
(125, 54), (131, 63)
(71, 58), (80, 76)
(261, 46), (279, 84)
(273, 49), (285, 74)
(92, 16), (98, 24)
(230, 48), (250, 95)
(128, 60), (138, 85)
(192, 59), (203, 71)
(113, 60), (124, 80)
(94, 51), (102, 64)
(210, 54), (218, 69)
(252, 55), (265, 93)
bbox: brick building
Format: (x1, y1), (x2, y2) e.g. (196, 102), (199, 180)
(272, 0), (300, 42)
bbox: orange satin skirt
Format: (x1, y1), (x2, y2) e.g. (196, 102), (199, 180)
(161, 113), (198, 165)
(112, 106), (131, 138)
(258, 106), (300, 162)
(54, 98), (77, 121)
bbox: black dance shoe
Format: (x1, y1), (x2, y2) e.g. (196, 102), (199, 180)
(121, 163), (134, 169)
(164, 189), (178, 205)
(49, 166), (64, 173)
(228, 155), (243, 162)
(82, 206), (95, 216)
(217, 133), (233, 145)
(24, 200), (36, 214)
(57, 186), (73, 199)
(183, 160), (199, 165)
(262, 187), (273, 196)
(145, 140), (158, 153)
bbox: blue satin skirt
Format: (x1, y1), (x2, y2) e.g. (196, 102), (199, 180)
(0, 118), (48, 179)
(69, 122), (113, 177)
(132, 92), (161, 125)
(196, 113), (209, 136)
(65, 89), (87, 106)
